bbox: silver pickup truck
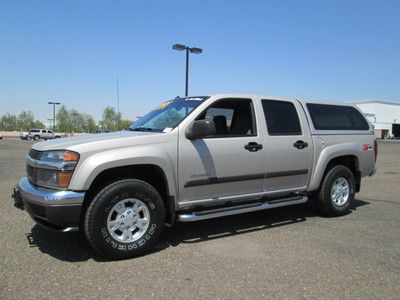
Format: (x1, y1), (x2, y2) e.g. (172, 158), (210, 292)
(12, 94), (377, 259)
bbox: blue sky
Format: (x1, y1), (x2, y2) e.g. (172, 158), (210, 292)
(1, 0), (399, 124)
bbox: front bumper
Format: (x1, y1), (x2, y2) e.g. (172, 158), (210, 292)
(12, 177), (85, 232)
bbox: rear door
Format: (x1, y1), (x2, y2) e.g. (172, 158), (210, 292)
(261, 99), (313, 192)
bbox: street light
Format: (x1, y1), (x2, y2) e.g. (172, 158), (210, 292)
(48, 101), (61, 130)
(172, 44), (203, 96)
(47, 118), (54, 130)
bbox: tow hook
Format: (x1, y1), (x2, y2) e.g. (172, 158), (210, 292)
(12, 187), (24, 210)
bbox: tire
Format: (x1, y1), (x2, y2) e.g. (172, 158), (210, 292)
(33, 135), (40, 140)
(315, 165), (356, 217)
(84, 179), (165, 259)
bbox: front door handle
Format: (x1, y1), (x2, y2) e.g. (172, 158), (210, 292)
(244, 142), (263, 152)
(293, 140), (308, 149)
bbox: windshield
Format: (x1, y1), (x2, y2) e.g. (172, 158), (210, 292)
(129, 97), (208, 132)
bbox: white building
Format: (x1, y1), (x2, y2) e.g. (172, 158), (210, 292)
(350, 100), (400, 138)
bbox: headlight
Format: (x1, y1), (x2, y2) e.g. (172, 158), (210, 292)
(40, 150), (79, 162)
(28, 150), (80, 189)
(36, 169), (74, 189)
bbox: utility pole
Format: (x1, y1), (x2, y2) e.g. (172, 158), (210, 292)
(117, 77), (120, 129)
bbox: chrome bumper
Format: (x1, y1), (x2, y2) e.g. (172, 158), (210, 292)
(15, 177), (85, 205)
(12, 177), (85, 231)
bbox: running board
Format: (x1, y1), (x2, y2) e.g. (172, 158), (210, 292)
(177, 195), (308, 222)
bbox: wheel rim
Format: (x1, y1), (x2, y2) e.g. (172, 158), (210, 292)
(330, 177), (350, 207)
(106, 198), (150, 243)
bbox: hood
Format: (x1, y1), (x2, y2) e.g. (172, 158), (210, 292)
(32, 131), (164, 153)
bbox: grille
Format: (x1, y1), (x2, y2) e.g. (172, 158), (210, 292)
(27, 150), (41, 185)
(27, 165), (37, 185)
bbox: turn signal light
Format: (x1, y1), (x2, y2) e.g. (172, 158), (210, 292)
(63, 151), (79, 161)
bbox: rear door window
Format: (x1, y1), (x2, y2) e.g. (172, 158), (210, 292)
(306, 104), (369, 130)
(262, 100), (302, 135)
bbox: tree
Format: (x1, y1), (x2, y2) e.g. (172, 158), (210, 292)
(102, 107), (121, 131)
(56, 105), (71, 132)
(119, 119), (133, 130)
(70, 109), (85, 132)
(17, 111), (35, 131)
(82, 114), (98, 133)
(32, 120), (45, 129)
(0, 113), (17, 131)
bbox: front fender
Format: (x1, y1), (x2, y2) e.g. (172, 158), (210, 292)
(68, 146), (177, 199)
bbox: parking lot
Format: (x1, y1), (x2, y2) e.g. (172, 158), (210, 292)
(0, 139), (399, 299)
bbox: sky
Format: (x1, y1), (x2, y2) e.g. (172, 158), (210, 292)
(1, 0), (399, 124)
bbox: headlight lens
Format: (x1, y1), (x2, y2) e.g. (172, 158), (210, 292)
(40, 150), (79, 162)
(32, 150), (79, 189)
(36, 169), (74, 189)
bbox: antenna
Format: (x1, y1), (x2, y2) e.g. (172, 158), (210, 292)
(117, 77), (120, 114)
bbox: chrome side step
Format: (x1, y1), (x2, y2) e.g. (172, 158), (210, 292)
(177, 196), (308, 222)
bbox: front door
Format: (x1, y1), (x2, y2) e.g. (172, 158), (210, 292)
(178, 98), (266, 205)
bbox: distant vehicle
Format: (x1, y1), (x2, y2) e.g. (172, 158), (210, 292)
(0, 132), (3, 139)
(20, 132), (29, 140)
(27, 129), (61, 140)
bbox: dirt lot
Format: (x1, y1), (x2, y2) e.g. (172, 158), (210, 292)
(0, 139), (399, 299)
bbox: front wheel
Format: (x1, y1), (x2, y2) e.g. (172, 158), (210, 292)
(84, 179), (165, 259)
(315, 165), (356, 216)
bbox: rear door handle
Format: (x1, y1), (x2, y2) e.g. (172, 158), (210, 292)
(293, 140), (308, 149)
(244, 142), (263, 152)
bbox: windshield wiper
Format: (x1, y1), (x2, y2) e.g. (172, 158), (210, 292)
(129, 127), (154, 132)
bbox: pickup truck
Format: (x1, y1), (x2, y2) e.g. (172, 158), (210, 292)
(12, 94), (377, 259)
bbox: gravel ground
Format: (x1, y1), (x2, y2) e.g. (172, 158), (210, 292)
(0, 139), (399, 299)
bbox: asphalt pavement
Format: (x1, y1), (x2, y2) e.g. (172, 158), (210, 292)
(0, 139), (399, 299)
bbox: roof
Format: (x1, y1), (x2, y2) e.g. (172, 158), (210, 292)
(349, 100), (400, 106)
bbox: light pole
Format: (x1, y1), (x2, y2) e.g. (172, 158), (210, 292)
(172, 44), (203, 96)
(47, 119), (54, 129)
(48, 101), (61, 130)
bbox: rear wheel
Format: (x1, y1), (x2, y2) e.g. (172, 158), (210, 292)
(315, 165), (355, 216)
(84, 179), (165, 259)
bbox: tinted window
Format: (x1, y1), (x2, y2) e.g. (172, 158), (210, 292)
(198, 98), (256, 136)
(262, 100), (302, 135)
(307, 104), (369, 130)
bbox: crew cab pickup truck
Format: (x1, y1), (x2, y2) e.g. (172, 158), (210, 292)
(12, 94), (377, 259)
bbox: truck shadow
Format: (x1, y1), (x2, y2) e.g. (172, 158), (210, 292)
(26, 199), (369, 262)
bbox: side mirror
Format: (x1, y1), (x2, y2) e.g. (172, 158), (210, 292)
(185, 119), (216, 140)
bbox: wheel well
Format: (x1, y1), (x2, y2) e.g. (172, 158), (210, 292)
(325, 155), (361, 192)
(81, 164), (174, 226)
